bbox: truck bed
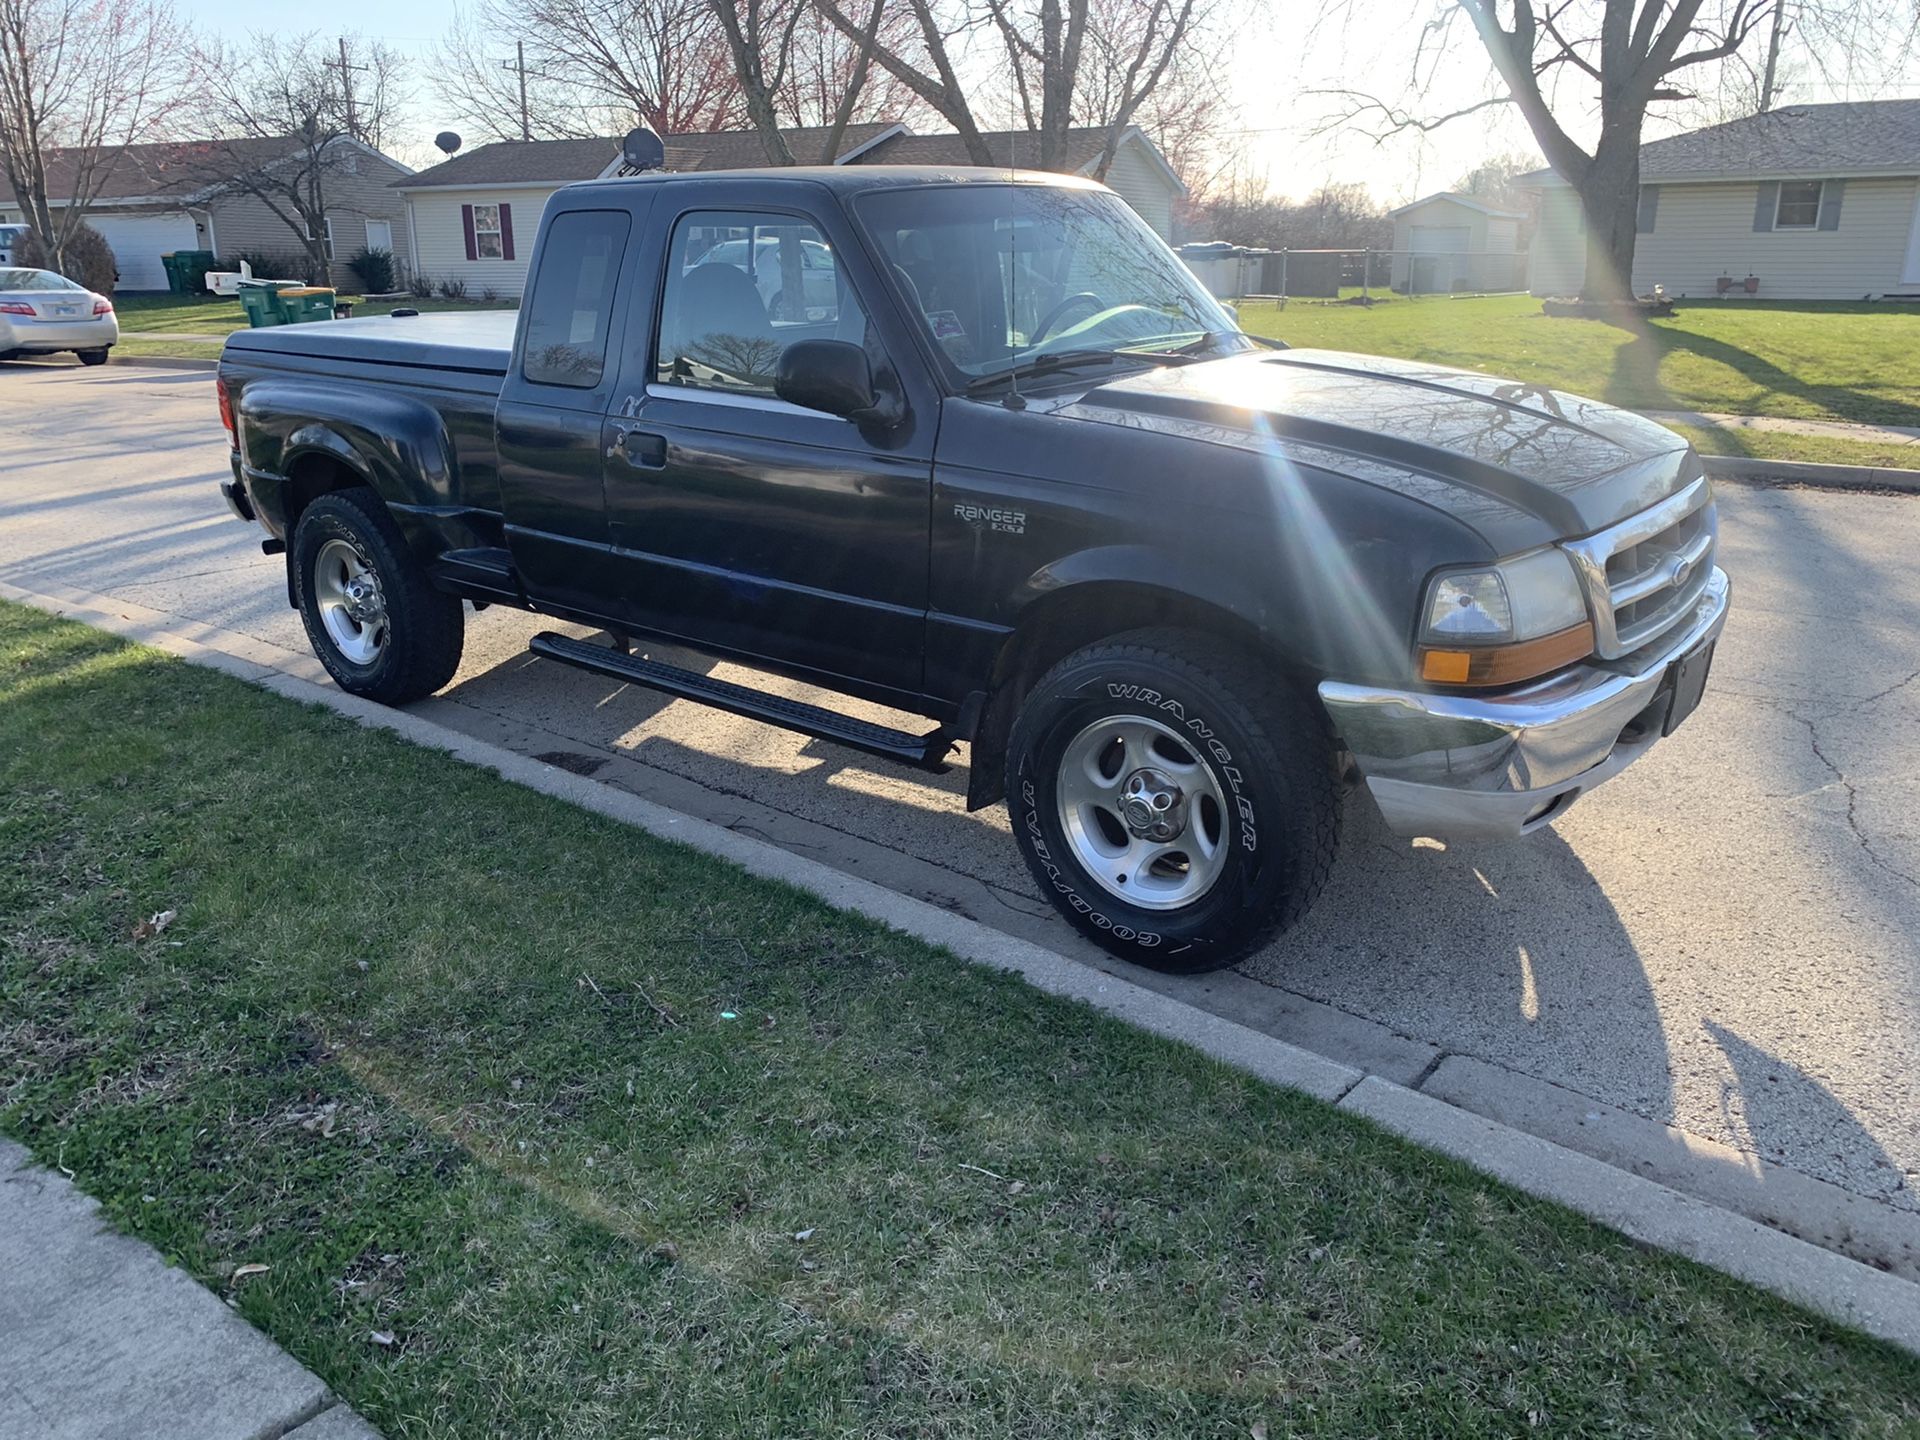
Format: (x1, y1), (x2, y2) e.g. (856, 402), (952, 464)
(223, 311), (515, 375)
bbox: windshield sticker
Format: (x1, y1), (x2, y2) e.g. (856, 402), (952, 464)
(928, 310), (966, 340)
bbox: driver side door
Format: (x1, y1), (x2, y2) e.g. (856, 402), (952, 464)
(602, 193), (936, 697)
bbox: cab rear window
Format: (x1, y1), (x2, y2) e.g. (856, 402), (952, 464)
(520, 210), (630, 388)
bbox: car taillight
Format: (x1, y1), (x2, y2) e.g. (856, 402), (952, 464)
(217, 379), (235, 439)
(93, 298), (113, 315)
(0, 301), (31, 315)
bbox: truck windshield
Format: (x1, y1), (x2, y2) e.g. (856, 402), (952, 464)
(855, 184), (1248, 383)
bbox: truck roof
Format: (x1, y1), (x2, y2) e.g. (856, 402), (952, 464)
(560, 165), (1107, 202)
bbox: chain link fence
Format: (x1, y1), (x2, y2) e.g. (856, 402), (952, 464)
(1176, 246), (1528, 305)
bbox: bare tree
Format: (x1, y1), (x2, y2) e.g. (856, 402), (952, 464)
(186, 32), (404, 282)
(1453, 149), (1542, 207)
(808, 0), (1215, 174)
(1318, 0), (1918, 301)
(0, 0), (183, 275)
(707, 0), (918, 164)
(437, 0), (746, 145)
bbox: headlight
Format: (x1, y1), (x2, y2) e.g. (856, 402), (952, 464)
(1418, 549), (1593, 686)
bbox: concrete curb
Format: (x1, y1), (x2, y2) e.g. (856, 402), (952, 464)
(5, 575), (1919, 1359)
(111, 353), (219, 372)
(1339, 1079), (1920, 1353)
(1703, 453), (1920, 494)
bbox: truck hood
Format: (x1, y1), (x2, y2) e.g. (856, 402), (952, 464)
(1055, 348), (1697, 550)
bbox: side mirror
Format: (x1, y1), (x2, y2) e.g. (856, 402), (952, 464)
(775, 339), (903, 427)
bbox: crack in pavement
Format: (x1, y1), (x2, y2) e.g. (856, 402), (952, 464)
(1774, 701), (1920, 893)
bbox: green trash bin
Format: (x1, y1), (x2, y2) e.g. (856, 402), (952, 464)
(237, 284), (289, 327)
(272, 286), (337, 324)
(161, 252), (189, 294)
(173, 250), (217, 294)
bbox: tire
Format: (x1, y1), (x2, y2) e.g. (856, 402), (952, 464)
(1006, 629), (1338, 973)
(76, 348), (109, 366)
(292, 487), (464, 705)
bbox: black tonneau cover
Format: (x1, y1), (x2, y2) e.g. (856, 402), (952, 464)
(223, 311), (515, 374)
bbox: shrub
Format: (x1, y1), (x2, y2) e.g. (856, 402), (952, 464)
(436, 276), (468, 300)
(409, 270), (436, 298)
(11, 224), (119, 295)
(478, 286), (498, 304)
(347, 247), (395, 293)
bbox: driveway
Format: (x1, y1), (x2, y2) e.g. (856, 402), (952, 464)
(4, 362), (1916, 1231)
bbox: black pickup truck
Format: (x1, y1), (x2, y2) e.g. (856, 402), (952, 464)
(217, 166), (1728, 971)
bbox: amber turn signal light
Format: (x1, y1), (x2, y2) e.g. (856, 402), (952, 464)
(1419, 621), (1595, 687)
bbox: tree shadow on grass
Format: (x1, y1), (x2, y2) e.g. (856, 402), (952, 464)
(1604, 319), (1920, 428)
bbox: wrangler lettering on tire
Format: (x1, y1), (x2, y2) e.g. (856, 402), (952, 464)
(1006, 628), (1337, 972)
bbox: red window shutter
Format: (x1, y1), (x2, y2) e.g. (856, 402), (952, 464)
(499, 203), (515, 261)
(461, 204), (477, 260)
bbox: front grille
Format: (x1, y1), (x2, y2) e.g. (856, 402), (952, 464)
(1562, 477), (1717, 659)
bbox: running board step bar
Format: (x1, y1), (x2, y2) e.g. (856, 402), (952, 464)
(529, 631), (954, 771)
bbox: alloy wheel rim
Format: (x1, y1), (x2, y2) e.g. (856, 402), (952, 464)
(313, 537), (388, 666)
(1055, 713), (1230, 911)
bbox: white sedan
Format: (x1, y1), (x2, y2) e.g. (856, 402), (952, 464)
(0, 267), (118, 366)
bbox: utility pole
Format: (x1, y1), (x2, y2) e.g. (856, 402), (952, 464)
(1760, 0), (1790, 112)
(328, 37), (369, 139)
(502, 40), (531, 141)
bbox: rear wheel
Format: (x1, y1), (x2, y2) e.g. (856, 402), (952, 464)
(1006, 629), (1338, 972)
(75, 348), (109, 366)
(292, 488), (464, 704)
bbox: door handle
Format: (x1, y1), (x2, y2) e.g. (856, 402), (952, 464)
(613, 427), (667, 469)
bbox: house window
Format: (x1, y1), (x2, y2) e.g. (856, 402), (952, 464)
(472, 204), (505, 259)
(306, 217), (335, 261)
(1775, 180), (1824, 229)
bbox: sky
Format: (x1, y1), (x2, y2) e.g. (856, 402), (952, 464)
(180, 0), (1920, 205)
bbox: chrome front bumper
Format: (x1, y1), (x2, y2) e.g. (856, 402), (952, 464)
(1319, 567), (1730, 842)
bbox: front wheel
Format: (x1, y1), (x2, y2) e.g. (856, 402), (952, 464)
(293, 488), (464, 704)
(1006, 630), (1338, 972)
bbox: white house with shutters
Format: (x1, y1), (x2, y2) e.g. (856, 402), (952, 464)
(393, 122), (1186, 299)
(1521, 99), (1920, 299)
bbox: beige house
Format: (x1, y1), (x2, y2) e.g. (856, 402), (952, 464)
(1386, 192), (1525, 293)
(2, 136), (414, 291)
(1522, 100), (1920, 299)
(394, 122), (1187, 299)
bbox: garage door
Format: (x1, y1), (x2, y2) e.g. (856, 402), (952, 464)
(87, 212), (200, 291)
(1408, 224), (1471, 253)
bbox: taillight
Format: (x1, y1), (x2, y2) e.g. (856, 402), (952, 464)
(93, 298), (113, 315)
(217, 379), (235, 439)
(0, 301), (31, 315)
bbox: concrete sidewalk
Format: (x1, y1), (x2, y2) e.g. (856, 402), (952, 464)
(0, 1139), (381, 1440)
(1646, 407), (1920, 448)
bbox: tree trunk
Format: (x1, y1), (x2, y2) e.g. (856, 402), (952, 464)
(1574, 132), (1642, 304)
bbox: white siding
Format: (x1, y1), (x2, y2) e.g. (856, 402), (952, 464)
(402, 186), (561, 297)
(1528, 187), (1588, 297)
(1631, 177), (1920, 299)
(1485, 217), (1518, 253)
(1529, 175), (1920, 299)
(1099, 141), (1177, 238)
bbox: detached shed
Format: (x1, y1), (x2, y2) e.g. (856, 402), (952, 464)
(1386, 192), (1525, 293)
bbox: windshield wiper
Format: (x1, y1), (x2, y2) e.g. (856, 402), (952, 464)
(964, 349), (1134, 394)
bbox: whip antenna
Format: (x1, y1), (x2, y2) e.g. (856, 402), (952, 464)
(1003, 92), (1025, 410)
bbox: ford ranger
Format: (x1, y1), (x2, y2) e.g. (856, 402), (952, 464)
(216, 166), (1728, 971)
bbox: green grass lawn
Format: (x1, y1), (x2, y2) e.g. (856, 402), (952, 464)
(114, 292), (518, 337)
(1241, 295), (1920, 430)
(4, 600), (1918, 1437)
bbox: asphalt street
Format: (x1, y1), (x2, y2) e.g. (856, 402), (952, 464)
(4, 361), (1916, 1229)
